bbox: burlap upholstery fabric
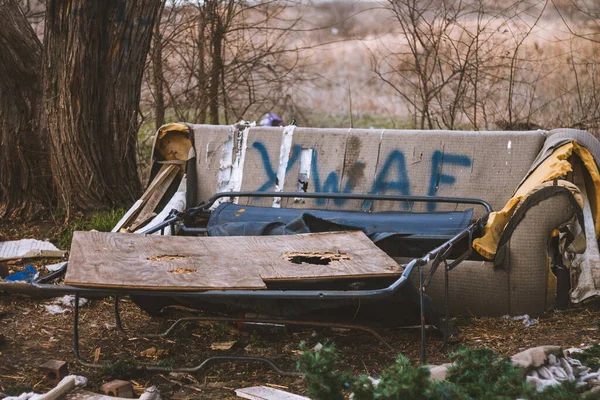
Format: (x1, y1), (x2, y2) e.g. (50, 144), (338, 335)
(190, 125), (546, 213)
(186, 124), (588, 316)
(409, 190), (576, 316)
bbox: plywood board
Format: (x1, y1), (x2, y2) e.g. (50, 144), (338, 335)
(65, 231), (401, 290)
(236, 386), (309, 400)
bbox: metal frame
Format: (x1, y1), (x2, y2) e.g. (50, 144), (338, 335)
(140, 191), (492, 236)
(28, 192), (490, 374)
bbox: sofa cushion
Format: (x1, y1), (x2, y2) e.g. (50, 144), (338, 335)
(191, 124), (546, 213)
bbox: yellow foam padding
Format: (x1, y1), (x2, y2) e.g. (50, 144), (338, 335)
(157, 122), (189, 138)
(473, 141), (600, 259)
(155, 123), (192, 161)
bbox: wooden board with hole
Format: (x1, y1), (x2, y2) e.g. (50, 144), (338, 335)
(64, 230), (402, 290)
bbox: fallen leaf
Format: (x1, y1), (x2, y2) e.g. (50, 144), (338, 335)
(140, 346), (168, 358)
(140, 347), (157, 357)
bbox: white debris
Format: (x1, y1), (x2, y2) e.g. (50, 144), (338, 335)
(3, 392), (37, 400)
(0, 239), (65, 261)
(44, 261), (67, 272)
(213, 121), (254, 209)
(525, 349), (600, 392)
(44, 305), (69, 315)
(139, 386), (163, 400)
(273, 124), (296, 208)
(44, 295), (88, 314)
(426, 345), (600, 393)
(54, 295), (87, 307)
(3, 375), (87, 400)
(526, 375), (560, 391)
(503, 314), (538, 327)
(236, 386), (308, 400)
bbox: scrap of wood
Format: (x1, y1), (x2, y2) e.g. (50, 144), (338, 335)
(210, 341), (237, 350)
(64, 230), (401, 291)
(112, 165), (179, 233)
(141, 164), (179, 202)
(125, 212), (157, 233)
(112, 199), (144, 233)
(0, 239), (66, 261)
(235, 386), (309, 400)
(127, 166), (180, 231)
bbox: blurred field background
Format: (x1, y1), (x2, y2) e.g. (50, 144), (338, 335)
(21, 0), (600, 173)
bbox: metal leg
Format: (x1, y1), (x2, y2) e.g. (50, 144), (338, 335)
(73, 292), (96, 368)
(144, 356), (301, 375)
(73, 296), (300, 375)
(138, 315), (396, 352)
(114, 295), (126, 335)
(439, 261), (450, 351)
(419, 263), (426, 365)
(105, 297), (397, 374)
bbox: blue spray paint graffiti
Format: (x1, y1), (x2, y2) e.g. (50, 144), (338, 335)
(427, 151), (472, 211)
(253, 142), (302, 192)
(252, 141), (472, 210)
(310, 151), (365, 206)
(367, 150), (411, 209)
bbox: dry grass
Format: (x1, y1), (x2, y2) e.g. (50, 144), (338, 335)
(1, 291), (599, 398)
(1, 216), (600, 398)
(132, 1), (600, 138)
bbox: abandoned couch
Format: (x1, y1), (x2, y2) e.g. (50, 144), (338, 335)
(134, 124), (600, 318)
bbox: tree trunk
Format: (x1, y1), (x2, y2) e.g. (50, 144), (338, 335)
(208, 1), (224, 125)
(43, 0), (162, 212)
(152, 3), (165, 129)
(197, 8), (208, 124)
(0, 0), (51, 219)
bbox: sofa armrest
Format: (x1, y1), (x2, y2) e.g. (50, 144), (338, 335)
(495, 185), (582, 315)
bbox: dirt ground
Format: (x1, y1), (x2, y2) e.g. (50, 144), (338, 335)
(1, 220), (600, 399)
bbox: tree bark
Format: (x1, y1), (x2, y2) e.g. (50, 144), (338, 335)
(152, 2), (165, 129)
(208, 1), (224, 125)
(197, 7), (208, 124)
(0, 0), (51, 219)
(43, 0), (162, 212)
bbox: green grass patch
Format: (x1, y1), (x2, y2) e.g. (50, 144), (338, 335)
(56, 208), (126, 249)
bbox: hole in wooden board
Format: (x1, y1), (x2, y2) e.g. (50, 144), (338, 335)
(167, 267), (197, 274)
(147, 255), (187, 262)
(283, 251), (350, 265)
